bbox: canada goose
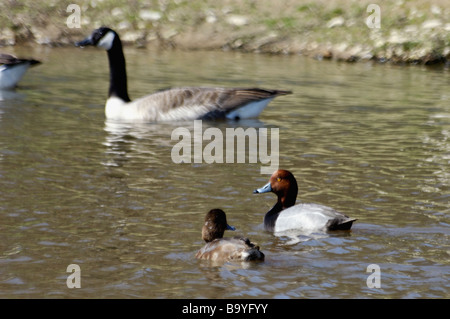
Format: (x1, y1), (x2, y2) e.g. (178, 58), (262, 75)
(0, 54), (41, 90)
(76, 27), (291, 122)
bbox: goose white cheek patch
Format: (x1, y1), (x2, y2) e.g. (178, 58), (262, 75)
(97, 31), (115, 50)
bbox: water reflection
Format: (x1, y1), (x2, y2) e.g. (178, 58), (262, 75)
(419, 104), (450, 220)
(274, 229), (352, 245)
(0, 89), (24, 101)
(102, 118), (276, 170)
(102, 119), (178, 168)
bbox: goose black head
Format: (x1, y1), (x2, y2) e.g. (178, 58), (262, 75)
(75, 27), (118, 51)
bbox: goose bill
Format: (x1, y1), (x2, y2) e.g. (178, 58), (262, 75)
(75, 37), (93, 47)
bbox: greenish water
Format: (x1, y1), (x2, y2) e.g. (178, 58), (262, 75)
(0, 46), (449, 299)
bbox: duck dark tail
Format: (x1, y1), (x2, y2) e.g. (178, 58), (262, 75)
(245, 249), (265, 261)
(326, 218), (357, 231)
(241, 238), (265, 261)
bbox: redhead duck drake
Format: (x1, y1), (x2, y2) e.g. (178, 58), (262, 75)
(254, 170), (356, 233)
(195, 209), (265, 262)
(76, 27), (291, 122)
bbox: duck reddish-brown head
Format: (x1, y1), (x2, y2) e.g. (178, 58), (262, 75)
(254, 169), (298, 209)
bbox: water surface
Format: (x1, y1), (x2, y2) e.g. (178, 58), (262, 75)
(0, 46), (449, 299)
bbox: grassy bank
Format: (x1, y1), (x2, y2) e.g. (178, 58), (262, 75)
(1, 0), (449, 66)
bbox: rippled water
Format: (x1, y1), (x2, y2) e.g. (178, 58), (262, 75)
(0, 46), (449, 299)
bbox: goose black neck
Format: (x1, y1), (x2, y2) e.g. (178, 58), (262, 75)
(106, 37), (130, 102)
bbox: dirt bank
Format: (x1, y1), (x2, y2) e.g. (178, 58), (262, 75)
(1, 0), (449, 66)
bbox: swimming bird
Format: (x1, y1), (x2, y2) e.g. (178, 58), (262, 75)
(195, 209), (265, 262)
(254, 169), (356, 233)
(75, 27), (291, 122)
(0, 53), (41, 89)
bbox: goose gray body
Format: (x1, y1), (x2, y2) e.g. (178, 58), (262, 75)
(106, 86), (289, 122)
(76, 27), (291, 123)
(0, 54), (41, 89)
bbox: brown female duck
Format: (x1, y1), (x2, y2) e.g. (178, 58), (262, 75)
(195, 209), (264, 262)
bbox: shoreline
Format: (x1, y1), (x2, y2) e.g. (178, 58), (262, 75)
(1, 1), (449, 67)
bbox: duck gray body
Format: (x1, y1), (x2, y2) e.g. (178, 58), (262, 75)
(254, 170), (357, 233)
(195, 236), (265, 262)
(195, 209), (264, 262)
